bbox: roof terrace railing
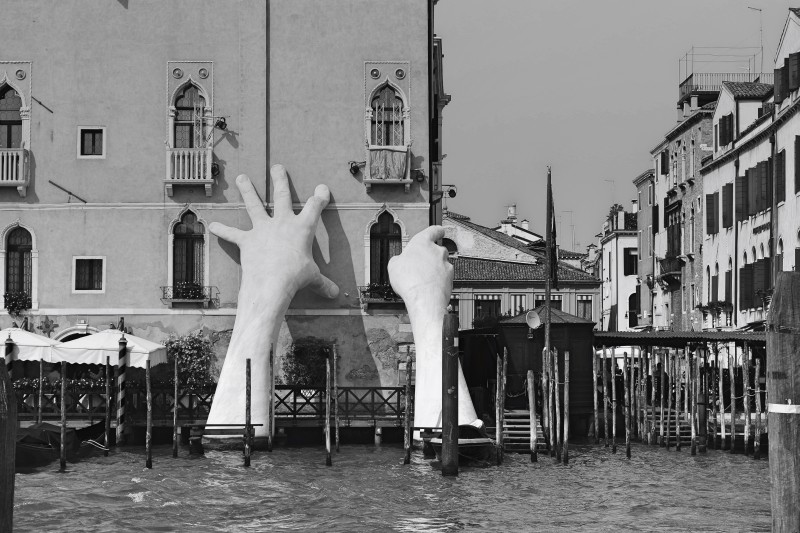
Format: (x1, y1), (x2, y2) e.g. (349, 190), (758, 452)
(678, 72), (774, 101)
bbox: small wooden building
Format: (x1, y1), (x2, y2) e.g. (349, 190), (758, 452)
(459, 306), (596, 438)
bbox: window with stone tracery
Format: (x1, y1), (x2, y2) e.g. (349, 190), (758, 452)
(174, 84), (206, 149)
(370, 85), (404, 147)
(0, 86), (22, 149)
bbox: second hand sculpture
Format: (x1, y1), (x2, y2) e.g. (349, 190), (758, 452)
(206, 164), (481, 443)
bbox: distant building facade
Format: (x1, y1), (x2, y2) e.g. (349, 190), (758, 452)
(598, 205), (638, 331)
(633, 169), (654, 327)
(442, 212), (600, 330)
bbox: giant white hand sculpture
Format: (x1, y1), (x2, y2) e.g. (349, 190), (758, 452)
(388, 226), (480, 430)
(206, 166), (338, 439)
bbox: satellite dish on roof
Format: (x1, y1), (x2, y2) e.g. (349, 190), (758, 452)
(525, 310), (541, 329)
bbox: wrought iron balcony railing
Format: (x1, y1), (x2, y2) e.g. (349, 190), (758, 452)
(358, 284), (404, 310)
(160, 285), (219, 308)
(658, 256), (683, 275)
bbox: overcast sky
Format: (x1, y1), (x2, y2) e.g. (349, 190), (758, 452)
(436, 0), (794, 251)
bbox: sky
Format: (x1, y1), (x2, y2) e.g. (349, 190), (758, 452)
(436, 0), (795, 251)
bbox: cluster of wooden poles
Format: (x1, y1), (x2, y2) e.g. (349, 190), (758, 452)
(590, 342), (766, 458)
(538, 348), (571, 464)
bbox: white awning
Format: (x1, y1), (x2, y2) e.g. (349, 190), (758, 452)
(0, 328), (60, 363)
(52, 328), (167, 368)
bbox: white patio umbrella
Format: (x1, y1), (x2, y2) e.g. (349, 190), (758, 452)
(0, 327), (60, 362)
(52, 328), (167, 368)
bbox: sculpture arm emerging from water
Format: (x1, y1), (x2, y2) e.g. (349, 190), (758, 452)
(388, 226), (480, 430)
(206, 165), (338, 438)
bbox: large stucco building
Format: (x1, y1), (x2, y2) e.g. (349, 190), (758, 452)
(0, 0), (447, 387)
(597, 204), (638, 332)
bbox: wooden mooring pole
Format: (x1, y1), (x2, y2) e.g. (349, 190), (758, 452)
(603, 347), (609, 448)
(325, 353), (332, 467)
(244, 358), (251, 467)
(60, 360), (67, 471)
(267, 344), (274, 453)
(699, 348), (707, 453)
(37, 359), (43, 424)
(554, 347), (562, 463)
(496, 349), (503, 461)
(675, 351), (682, 452)
(665, 351), (672, 450)
(547, 348), (555, 458)
(333, 343), (340, 453)
(441, 311), (459, 476)
(592, 349), (599, 445)
(690, 352), (697, 456)
(651, 348), (658, 445)
(563, 351), (570, 465)
(754, 356), (762, 460)
(105, 356), (111, 456)
(766, 272), (800, 531)
(500, 347), (507, 463)
(659, 351), (665, 446)
(116, 335), (128, 446)
(729, 346), (736, 453)
(145, 359), (152, 469)
(527, 369), (537, 462)
(1, 340), (17, 533)
(743, 343), (752, 456)
(403, 348), (413, 465)
(611, 349), (617, 454)
(718, 348), (726, 450)
(542, 347), (549, 451)
(172, 355), (178, 458)
(623, 351), (630, 459)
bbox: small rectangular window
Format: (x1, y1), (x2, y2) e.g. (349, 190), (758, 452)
(73, 256), (105, 293)
(78, 127), (106, 158)
(576, 295), (592, 320)
(623, 248), (638, 276)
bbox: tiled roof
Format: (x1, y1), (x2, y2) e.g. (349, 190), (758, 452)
(443, 210), (471, 221)
(558, 249), (587, 260)
(700, 101), (717, 110)
(500, 306), (595, 325)
(722, 81), (773, 100)
(452, 256), (598, 283)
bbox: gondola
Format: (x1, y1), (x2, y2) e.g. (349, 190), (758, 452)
(16, 421), (108, 469)
(427, 424), (496, 466)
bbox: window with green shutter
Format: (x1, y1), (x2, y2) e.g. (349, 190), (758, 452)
(735, 175), (747, 222)
(722, 183), (733, 228)
(777, 150), (786, 203)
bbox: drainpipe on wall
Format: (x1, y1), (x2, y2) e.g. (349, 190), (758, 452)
(770, 133), (778, 286)
(733, 158), (739, 327)
(427, 0), (435, 226)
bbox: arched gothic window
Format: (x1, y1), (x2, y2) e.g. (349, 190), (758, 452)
(371, 85), (404, 147)
(6, 227), (31, 296)
(173, 212), (205, 295)
(0, 86), (22, 149)
(174, 84), (206, 149)
(369, 212), (401, 285)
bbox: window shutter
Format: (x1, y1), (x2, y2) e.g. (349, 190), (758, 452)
(727, 114), (734, 143)
(775, 253), (783, 274)
(735, 175), (746, 222)
(760, 161), (770, 212)
(778, 150), (786, 203)
(711, 275), (719, 303)
(722, 183), (733, 228)
(775, 66), (784, 103)
(705, 194), (715, 235)
(796, 137), (800, 194)
(753, 260), (766, 295)
(739, 265), (750, 310)
(713, 191), (720, 234)
(721, 116), (729, 146)
(767, 157), (774, 210)
(725, 270), (732, 302)
(747, 168), (758, 216)
(652, 204), (659, 233)
(660, 151), (669, 175)
(790, 52), (800, 91)
(783, 62), (791, 100)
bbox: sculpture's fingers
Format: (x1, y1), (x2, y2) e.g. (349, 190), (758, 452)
(410, 225), (446, 245)
(299, 184), (330, 223)
(235, 174), (269, 223)
(307, 272), (339, 299)
(209, 221), (245, 246)
(270, 164), (294, 216)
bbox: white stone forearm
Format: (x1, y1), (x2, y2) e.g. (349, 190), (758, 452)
(406, 301), (479, 428)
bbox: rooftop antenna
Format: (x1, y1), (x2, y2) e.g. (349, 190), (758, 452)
(747, 6), (763, 73)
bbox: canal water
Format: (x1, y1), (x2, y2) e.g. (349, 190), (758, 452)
(14, 443), (770, 532)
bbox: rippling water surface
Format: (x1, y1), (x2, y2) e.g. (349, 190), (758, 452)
(14, 443), (770, 532)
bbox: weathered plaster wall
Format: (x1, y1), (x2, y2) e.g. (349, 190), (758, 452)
(443, 219), (537, 263)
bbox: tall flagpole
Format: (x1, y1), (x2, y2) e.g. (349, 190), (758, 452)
(545, 166), (554, 457)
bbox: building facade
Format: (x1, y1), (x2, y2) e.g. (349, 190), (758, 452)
(598, 205), (638, 331)
(649, 99), (715, 330)
(633, 169), (654, 327)
(0, 0), (446, 387)
(443, 211), (600, 330)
